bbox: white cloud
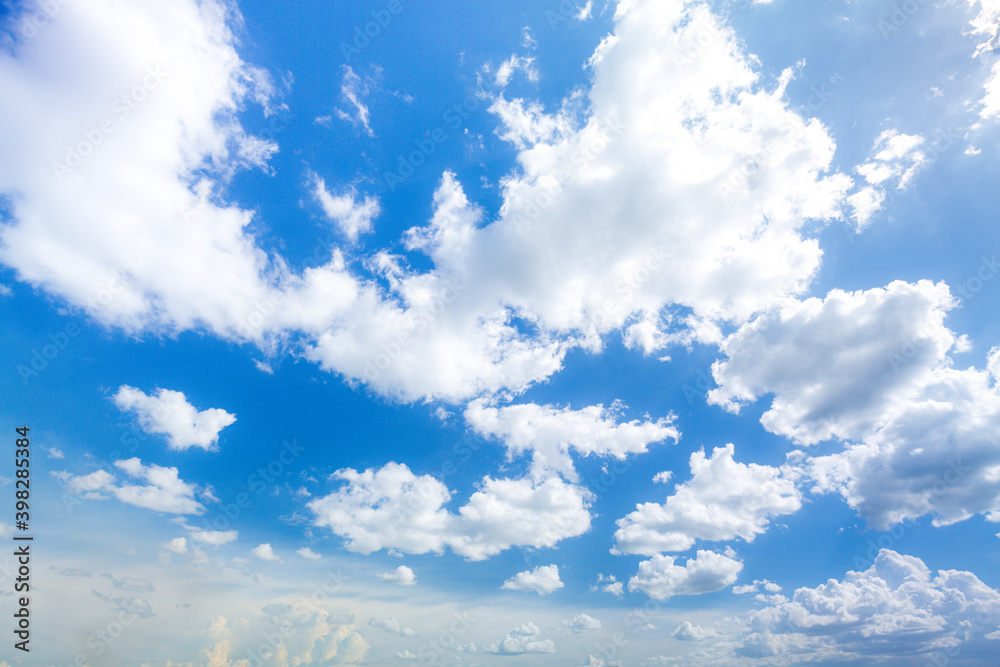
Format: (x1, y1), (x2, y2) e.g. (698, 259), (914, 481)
(0, 0), (861, 406)
(0, 0), (283, 336)
(465, 400), (679, 481)
(493, 55), (540, 87)
(613, 444), (801, 555)
(501, 565), (564, 595)
(161, 537), (187, 554)
(628, 550), (744, 600)
(251, 543), (280, 561)
(376, 565), (417, 586)
(46, 447), (65, 459)
(672, 620), (715, 641)
(733, 579), (782, 595)
(311, 173), (380, 241)
(296, 547), (321, 560)
(708, 280), (961, 446)
(591, 573), (625, 596)
(856, 130), (926, 189)
(335, 65), (373, 135)
(486, 622), (556, 655)
(368, 616), (417, 637)
(706, 279), (1000, 530)
(62, 458), (203, 514)
(187, 529), (237, 546)
(560, 613), (602, 633)
(736, 549), (1000, 661)
(113, 386), (235, 451)
(307, 462), (593, 561)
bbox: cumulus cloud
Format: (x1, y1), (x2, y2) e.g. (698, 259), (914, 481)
(0, 0), (861, 406)
(672, 620), (715, 641)
(251, 543), (280, 561)
(501, 565), (564, 595)
(61, 458), (203, 514)
(162, 537), (187, 554)
(560, 613), (602, 633)
(613, 444), (801, 555)
(297, 547), (321, 560)
(376, 565), (417, 586)
(708, 280), (961, 446)
(628, 550), (744, 600)
(311, 173), (380, 241)
(113, 386), (236, 451)
(465, 400), (679, 481)
(486, 622), (556, 655)
(707, 279), (1000, 530)
(591, 573), (625, 596)
(735, 550), (1000, 662)
(307, 462), (593, 560)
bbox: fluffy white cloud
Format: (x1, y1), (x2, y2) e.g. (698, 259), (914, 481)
(560, 613), (602, 633)
(486, 622), (556, 655)
(465, 400), (679, 481)
(62, 458), (203, 514)
(0, 0), (286, 336)
(368, 616), (417, 637)
(0, 0), (861, 405)
(708, 280), (961, 446)
(297, 547), (322, 560)
(706, 279), (1000, 530)
(113, 386), (236, 451)
(628, 550), (744, 600)
(307, 463), (454, 556)
(376, 565), (417, 586)
(162, 537), (187, 554)
(307, 462), (593, 561)
(736, 550), (1000, 662)
(251, 543), (280, 561)
(501, 565), (564, 595)
(311, 173), (379, 241)
(672, 620), (715, 641)
(613, 444), (801, 555)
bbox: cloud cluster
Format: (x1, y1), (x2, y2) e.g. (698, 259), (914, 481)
(613, 444), (801, 555)
(708, 279), (1000, 530)
(307, 462), (592, 560)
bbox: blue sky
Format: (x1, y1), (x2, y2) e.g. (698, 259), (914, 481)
(2, 0), (1000, 664)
